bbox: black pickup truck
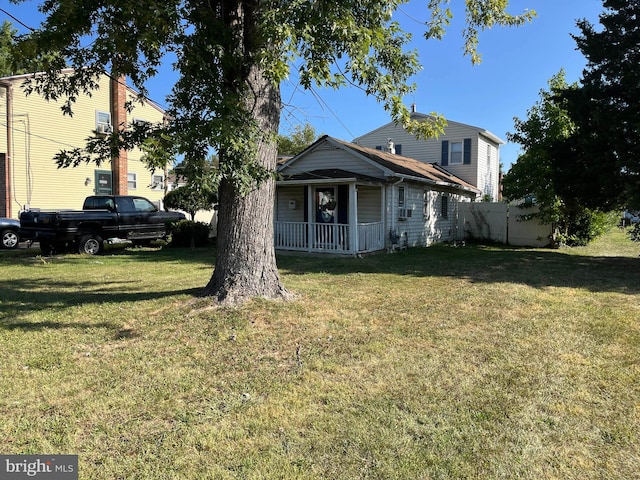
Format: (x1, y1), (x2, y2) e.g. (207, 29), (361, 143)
(19, 195), (185, 255)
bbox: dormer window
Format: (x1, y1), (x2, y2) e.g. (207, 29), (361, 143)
(96, 111), (112, 135)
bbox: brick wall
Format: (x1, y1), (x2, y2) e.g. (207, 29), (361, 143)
(110, 75), (128, 195)
(0, 153), (7, 217)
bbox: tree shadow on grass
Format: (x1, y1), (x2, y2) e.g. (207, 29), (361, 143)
(277, 244), (640, 296)
(0, 276), (202, 331)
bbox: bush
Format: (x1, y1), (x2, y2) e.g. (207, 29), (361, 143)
(169, 220), (211, 248)
(629, 223), (640, 243)
(558, 209), (611, 246)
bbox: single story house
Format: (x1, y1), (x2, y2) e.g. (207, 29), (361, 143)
(275, 135), (480, 255)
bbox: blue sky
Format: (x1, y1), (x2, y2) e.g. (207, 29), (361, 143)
(2, 0), (604, 170)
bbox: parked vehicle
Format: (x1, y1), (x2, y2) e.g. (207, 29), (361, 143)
(19, 195), (186, 255)
(1, 217), (23, 249)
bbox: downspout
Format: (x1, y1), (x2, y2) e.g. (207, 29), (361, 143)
(389, 178), (403, 247)
(1, 81), (12, 218)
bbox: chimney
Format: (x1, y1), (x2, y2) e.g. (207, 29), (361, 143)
(110, 74), (128, 195)
(411, 103), (416, 114)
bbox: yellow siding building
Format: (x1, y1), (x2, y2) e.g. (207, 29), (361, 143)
(0, 70), (170, 218)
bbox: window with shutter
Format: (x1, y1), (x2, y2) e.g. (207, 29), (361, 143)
(463, 138), (472, 164)
(450, 142), (463, 164)
(441, 141), (449, 166)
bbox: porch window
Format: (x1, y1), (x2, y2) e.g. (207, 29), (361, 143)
(398, 187), (405, 208)
(441, 194), (449, 219)
(423, 190), (431, 219)
(398, 186), (407, 219)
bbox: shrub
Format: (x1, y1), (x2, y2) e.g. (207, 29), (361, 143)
(169, 220), (211, 248)
(629, 223), (640, 243)
(557, 209), (611, 246)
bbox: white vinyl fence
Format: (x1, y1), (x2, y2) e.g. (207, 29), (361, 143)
(458, 203), (554, 247)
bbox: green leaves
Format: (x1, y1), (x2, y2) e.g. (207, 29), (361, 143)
(16, 0), (536, 197)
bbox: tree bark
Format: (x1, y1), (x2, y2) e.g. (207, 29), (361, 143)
(202, 61), (291, 305)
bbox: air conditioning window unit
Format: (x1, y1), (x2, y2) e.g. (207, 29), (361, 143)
(398, 207), (413, 220)
(97, 124), (112, 135)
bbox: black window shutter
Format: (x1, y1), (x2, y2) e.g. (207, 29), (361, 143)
(441, 141), (449, 166)
(375, 146), (382, 150)
(463, 138), (472, 164)
(395, 144), (402, 155)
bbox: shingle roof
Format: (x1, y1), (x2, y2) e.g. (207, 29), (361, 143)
(328, 136), (480, 193)
(278, 135), (481, 194)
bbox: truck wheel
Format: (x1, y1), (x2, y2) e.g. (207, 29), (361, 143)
(78, 234), (104, 255)
(1, 228), (19, 249)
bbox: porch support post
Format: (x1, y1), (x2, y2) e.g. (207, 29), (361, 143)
(307, 186), (314, 252)
(349, 182), (358, 254)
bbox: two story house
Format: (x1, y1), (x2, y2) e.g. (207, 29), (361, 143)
(0, 70), (169, 218)
(352, 107), (504, 201)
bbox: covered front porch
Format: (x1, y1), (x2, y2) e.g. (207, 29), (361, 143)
(275, 177), (386, 255)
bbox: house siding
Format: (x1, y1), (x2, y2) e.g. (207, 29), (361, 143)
(384, 182), (472, 247)
(354, 117), (503, 201)
(357, 186), (382, 223)
(0, 74), (168, 218)
(288, 143), (384, 178)
(276, 186), (306, 223)
(477, 137), (500, 201)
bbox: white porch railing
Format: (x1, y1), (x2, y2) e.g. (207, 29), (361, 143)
(274, 221), (384, 254)
(358, 222), (385, 253)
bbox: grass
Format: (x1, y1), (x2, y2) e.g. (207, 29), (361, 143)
(1, 228), (639, 479)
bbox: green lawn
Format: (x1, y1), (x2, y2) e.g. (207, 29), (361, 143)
(1, 229), (639, 479)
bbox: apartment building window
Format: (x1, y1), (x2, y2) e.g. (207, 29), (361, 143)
(96, 111), (112, 134)
(151, 174), (164, 190)
(128, 172), (137, 190)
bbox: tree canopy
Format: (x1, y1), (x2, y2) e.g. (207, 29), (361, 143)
(0, 20), (58, 76)
(503, 70), (609, 246)
(503, 71), (574, 223)
(10, 0), (535, 304)
(277, 123), (319, 156)
(554, 0), (640, 211)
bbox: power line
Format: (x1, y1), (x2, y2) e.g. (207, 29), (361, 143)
(0, 7), (35, 31)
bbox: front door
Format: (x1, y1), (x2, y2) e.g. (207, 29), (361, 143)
(315, 187), (336, 224)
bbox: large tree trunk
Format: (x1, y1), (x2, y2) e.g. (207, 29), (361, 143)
(202, 62), (291, 305)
